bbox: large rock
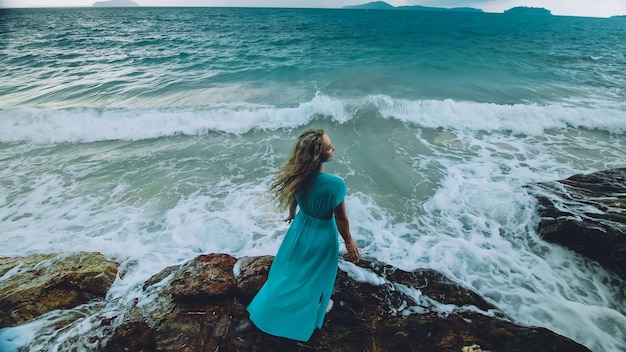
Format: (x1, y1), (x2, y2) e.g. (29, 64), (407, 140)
(532, 168), (626, 279)
(101, 253), (590, 352)
(0, 252), (119, 328)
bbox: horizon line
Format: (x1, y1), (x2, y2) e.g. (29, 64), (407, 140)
(0, 5), (622, 18)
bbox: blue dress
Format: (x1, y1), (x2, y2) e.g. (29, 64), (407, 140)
(247, 172), (347, 342)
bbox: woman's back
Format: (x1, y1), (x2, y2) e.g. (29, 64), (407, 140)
(296, 172), (346, 220)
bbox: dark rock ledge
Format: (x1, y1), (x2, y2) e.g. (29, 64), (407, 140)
(531, 168), (626, 280)
(1, 252), (590, 352)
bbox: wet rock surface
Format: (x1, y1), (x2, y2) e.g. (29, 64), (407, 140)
(100, 253), (589, 352)
(0, 252), (119, 328)
(532, 168), (626, 279)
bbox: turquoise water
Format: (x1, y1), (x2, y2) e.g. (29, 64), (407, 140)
(2, 7), (625, 108)
(0, 7), (625, 351)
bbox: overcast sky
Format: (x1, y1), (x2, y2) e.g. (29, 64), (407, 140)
(1, 0), (625, 18)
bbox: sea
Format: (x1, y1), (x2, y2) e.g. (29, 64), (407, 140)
(0, 6), (625, 352)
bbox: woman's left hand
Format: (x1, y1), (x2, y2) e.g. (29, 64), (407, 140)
(345, 240), (360, 263)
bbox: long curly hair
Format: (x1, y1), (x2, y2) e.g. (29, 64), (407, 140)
(271, 129), (326, 210)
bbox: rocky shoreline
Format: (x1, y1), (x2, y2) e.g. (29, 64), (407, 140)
(1, 168), (624, 351)
(1, 253), (591, 352)
(530, 168), (626, 280)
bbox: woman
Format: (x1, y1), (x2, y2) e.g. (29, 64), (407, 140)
(247, 129), (360, 342)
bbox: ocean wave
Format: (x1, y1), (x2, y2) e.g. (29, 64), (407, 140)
(0, 95), (624, 144)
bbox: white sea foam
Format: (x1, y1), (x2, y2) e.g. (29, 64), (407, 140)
(369, 95), (626, 134)
(0, 100), (625, 352)
(0, 95), (624, 144)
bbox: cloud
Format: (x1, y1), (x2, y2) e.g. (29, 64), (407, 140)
(141, 0), (352, 7)
(406, 0), (488, 7)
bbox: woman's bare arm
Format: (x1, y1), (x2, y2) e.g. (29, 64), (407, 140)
(333, 200), (360, 263)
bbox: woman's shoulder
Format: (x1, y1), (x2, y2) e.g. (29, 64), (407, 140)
(317, 172), (346, 186)
(318, 172), (343, 180)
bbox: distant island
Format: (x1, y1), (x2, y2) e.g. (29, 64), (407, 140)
(344, 1), (395, 10)
(344, 2), (557, 15)
(343, 1), (483, 13)
(503, 6), (552, 16)
(92, 0), (139, 7)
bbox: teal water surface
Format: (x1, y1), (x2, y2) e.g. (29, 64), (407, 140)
(0, 7), (625, 352)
